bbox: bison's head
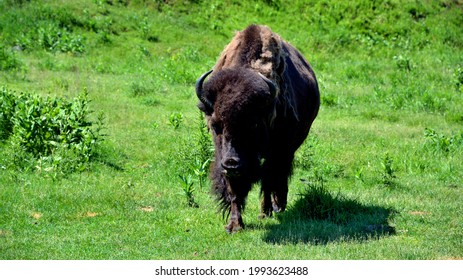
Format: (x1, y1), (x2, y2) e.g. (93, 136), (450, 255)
(196, 68), (276, 177)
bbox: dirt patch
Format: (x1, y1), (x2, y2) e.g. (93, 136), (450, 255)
(0, 229), (12, 237)
(85, 212), (98, 217)
(31, 212), (42, 219)
(409, 211), (431, 215)
(139, 206), (154, 212)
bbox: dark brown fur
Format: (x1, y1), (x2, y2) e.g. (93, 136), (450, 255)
(196, 25), (320, 232)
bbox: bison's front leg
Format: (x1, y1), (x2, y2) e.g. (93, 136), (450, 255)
(212, 168), (249, 232)
(226, 194), (244, 233)
(225, 177), (250, 233)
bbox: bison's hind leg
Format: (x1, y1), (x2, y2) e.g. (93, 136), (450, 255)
(260, 154), (294, 218)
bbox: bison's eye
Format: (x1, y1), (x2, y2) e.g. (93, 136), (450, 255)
(211, 122), (223, 135)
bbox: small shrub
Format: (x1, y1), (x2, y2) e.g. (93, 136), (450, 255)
(139, 45), (151, 57)
(191, 112), (214, 187)
(98, 31), (112, 44)
(1, 87), (104, 174)
(417, 91), (446, 113)
(159, 47), (204, 84)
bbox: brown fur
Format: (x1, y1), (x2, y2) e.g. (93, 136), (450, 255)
(213, 25), (283, 86)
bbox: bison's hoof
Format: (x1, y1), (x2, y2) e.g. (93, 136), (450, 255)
(258, 213), (267, 220)
(225, 221), (244, 233)
(258, 211), (272, 220)
(272, 202), (286, 213)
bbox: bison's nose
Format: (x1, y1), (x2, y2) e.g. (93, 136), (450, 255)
(221, 157), (241, 175)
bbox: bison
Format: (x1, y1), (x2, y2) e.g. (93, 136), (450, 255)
(195, 24), (320, 232)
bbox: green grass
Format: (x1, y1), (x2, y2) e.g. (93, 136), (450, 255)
(1, 0), (462, 259)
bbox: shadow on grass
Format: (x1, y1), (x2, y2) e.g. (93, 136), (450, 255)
(261, 183), (397, 245)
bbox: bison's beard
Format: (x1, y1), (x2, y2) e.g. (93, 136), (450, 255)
(211, 157), (261, 218)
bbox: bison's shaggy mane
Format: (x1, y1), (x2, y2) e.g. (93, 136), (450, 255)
(212, 24), (299, 122)
(213, 24), (283, 83)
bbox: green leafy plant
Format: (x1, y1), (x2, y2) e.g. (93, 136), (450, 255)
(178, 174), (198, 208)
(0, 87), (17, 140)
(192, 158), (210, 190)
(169, 112), (183, 129)
(321, 93), (339, 107)
(0, 44), (24, 72)
(130, 81), (152, 97)
(381, 153), (397, 187)
(295, 136), (316, 171)
(194, 111), (213, 166)
(1, 87), (104, 174)
(424, 128), (463, 155)
(139, 16), (151, 40)
(354, 167), (364, 183)
(454, 66), (463, 92)
(175, 111), (213, 196)
(393, 54), (412, 71)
(13, 21), (85, 54)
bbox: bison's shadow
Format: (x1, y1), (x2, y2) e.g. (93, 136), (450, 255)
(260, 185), (397, 245)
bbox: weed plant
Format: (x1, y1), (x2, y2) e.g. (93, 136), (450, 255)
(168, 112), (183, 129)
(175, 111), (213, 203)
(0, 87), (17, 140)
(0, 87), (104, 175)
(178, 174), (198, 208)
(381, 153), (397, 187)
(0, 44), (24, 72)
(424, 128), (463, 155)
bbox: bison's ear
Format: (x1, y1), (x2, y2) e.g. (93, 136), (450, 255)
(197, 101), (214, 115)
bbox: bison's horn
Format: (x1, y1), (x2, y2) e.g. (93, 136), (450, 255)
(258, 73), (277, 98)
(195, 70), (214, 109)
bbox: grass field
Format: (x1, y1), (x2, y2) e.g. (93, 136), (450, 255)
(1, 0), (462, 259)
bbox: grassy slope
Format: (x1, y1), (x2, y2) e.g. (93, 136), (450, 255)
(1, 0), (462, 259)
